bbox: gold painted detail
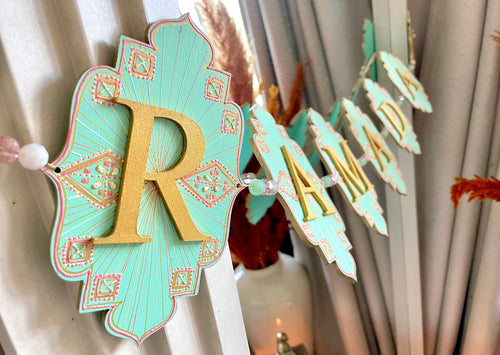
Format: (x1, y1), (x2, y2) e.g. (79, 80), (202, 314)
(92, 98), (209, 245)
(322, 141), (373, 202)
(281, 146), (335, 222)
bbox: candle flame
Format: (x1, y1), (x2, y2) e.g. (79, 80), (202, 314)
(276, 318), (282, 327)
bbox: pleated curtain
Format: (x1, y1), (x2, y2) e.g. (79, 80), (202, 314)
(239, 0), (500, 354)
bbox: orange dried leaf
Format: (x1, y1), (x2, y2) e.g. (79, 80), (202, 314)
(267, 84), (280, 120)
(450, 175), (500, 208)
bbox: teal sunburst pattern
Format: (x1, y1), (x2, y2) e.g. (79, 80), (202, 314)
(44, 15), (243, 344)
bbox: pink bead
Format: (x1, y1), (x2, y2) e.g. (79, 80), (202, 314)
(0, 136), (20, 164)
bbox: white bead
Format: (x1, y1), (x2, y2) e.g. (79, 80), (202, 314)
(262, 179), (279, 196)
(18, 143), (49, 170)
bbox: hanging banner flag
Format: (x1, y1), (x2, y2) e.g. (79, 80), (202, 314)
(363, 78), (421, 154)
(43, 15), (244, 344)
(378, 51), (432, 113)
(341, 99), (407, 194)
(247, 105), (357, 280)
(308, 109), (388, 235)
(362, 19), (377, 82)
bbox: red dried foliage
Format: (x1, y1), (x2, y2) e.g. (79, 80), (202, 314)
(450, 176), (500, 208)
(196, 0), (253, 105)
(228, 188), (290, 270)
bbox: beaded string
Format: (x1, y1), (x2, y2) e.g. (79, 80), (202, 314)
(0, 136), (49, 170)
(1, 135), (335, 196)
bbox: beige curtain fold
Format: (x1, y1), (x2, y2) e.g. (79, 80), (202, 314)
(241, 0), (500, 353)
(414, 0), (500, 353)
(241, 0), (396, 353)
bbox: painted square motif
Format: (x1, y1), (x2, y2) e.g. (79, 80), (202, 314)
(170, 268), (194, 294)
(92, 75), (121, 106)
(204, 77), (224, 102)
(221, 110), (239, 134)
(302, 223), (315, 238)
(320, 239), (333, 256)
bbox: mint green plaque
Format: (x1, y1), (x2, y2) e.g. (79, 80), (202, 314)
(43, 15), (244, 343)
(379, 51), (432, 113)
(342, 99), (406, 194)
(364, 78), (421, 154)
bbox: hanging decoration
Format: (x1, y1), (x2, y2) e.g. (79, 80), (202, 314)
(308, 109), (387, 235)
(247, 105), (356, 279)
(43, 15), (244, 344)
(0, 11), (435, 344)
(342, 98), (406, 194)
(363, 78), (421, 154)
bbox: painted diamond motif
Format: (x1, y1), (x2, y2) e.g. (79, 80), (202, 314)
(59, 150), (123, 208)
(61, 237), (94, 267)
(180, 161), (238, 208)
(199, 239), (219, 261)
(128, 48), (156, 80)
(91, 274), (121, 302)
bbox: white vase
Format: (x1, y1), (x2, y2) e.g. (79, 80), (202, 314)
(235, 253), (313, 355)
